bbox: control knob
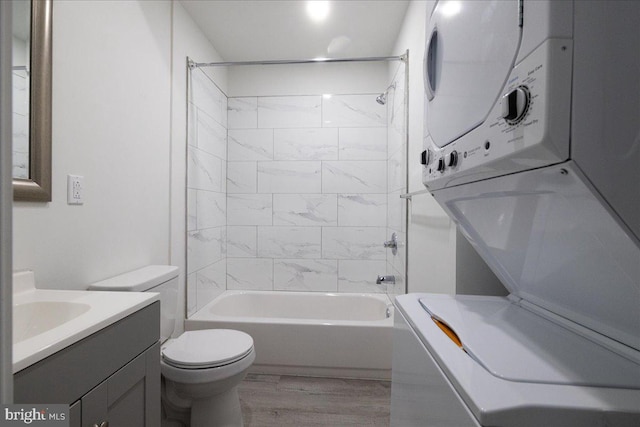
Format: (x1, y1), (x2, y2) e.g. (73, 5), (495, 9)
(446, 150), (458, 167)
(501, 85), (530, 125)
(421, 150), (432, 165)
(436, 157), (446, 173)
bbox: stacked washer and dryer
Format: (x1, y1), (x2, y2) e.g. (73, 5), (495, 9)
(391, 1), (640, 426)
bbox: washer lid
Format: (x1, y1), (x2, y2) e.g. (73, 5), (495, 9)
(162, 330), (254, 369)
(425, 0), (521, 148)
(419, 295), (640, 389)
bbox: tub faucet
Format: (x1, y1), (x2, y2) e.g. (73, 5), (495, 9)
(376, 275), (395, 285)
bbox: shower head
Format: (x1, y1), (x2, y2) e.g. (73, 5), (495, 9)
(376, 82), (396, 105)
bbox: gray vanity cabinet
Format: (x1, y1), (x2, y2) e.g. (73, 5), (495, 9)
(81, 343), (160, 427)
(14, 302), (161, 427)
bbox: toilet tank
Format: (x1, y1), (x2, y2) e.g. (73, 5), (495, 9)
(89, 265), (179, 343)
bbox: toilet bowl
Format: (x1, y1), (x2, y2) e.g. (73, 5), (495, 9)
(161, 329), (255, 427)
(89, 265), (254, 427)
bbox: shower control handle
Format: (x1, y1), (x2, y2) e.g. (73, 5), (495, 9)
(384, 233), (398, 255)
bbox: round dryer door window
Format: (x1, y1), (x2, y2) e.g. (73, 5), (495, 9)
(425, 0), (521, 148)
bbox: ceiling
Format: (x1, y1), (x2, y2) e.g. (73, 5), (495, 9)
(180, 0), (410, 62)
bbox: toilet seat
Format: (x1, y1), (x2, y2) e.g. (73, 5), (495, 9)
(162, 329), (254, 370)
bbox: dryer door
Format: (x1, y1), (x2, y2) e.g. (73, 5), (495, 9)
(426, 0), (522, 148)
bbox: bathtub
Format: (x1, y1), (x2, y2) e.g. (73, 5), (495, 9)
(185, 290), (394, 379)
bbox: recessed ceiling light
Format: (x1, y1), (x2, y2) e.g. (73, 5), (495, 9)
(440, 1), (462, 18)
(307, 1), (330, 23)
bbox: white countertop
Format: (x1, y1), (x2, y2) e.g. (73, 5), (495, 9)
(13, 271), (159, 373)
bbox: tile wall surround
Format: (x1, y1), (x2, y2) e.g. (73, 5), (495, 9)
(226, 93), (391, 296)
(187, 69), (228, 316)
(188, 66), (408, 315)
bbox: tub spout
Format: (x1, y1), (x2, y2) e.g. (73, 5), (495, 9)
(376, 275), (395, 285)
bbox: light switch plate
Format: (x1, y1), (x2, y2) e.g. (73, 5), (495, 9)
(67, 174), (84, 205)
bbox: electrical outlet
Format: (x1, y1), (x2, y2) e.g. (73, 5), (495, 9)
(67, 175), (84, 205)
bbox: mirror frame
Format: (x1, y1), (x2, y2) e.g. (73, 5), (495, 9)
(13, 0), (52, 202)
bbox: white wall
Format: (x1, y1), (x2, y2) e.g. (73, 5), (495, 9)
(11, 0), (231, 336)
(13, 0), (173, 290)
(228, 61), (388, 97)
(11, 36), (28, 66)
(392, 0), (457, 294)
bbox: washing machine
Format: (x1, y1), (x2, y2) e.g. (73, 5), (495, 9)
(391, 1), (640, 426)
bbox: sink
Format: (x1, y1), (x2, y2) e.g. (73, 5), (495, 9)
(12, 270), (159, 373)
(13, 301), (91, 343)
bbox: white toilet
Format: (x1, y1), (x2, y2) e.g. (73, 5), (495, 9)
(89, 265), (255, 427)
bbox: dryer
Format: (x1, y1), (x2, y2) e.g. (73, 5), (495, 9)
(391, 1), (640, 426)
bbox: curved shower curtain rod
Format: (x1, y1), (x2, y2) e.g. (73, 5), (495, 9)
(188, 53), (407, 69)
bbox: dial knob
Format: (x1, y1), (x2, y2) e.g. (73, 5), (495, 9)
(501, 86), (530, 125)
(436, 157), (446, 173)
(421, 150), (431, 165)
(447, 150), (458, 167)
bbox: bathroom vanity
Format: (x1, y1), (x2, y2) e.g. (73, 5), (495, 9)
(14, 302), (160, 427)
(12, 271), (161, 427)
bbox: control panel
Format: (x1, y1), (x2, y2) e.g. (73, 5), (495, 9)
(423, 39), (573, 191)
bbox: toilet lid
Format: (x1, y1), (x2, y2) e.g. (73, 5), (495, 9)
(162, 329), (254, 369)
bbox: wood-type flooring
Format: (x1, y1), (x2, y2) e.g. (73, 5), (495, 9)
(238, 374), (391, 427)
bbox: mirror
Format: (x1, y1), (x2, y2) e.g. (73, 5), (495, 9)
(12, 0), (52, 202)
(12, 0), (30, 180)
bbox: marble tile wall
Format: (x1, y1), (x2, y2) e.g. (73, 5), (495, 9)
(187, 69), (407, 311)
(227, 93), (390, 293)
(186, 69), (228, 316)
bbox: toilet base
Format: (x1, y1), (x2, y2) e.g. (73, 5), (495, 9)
(162, 366), (252, 427)
(161, 345), (254, 427)
(191, 386), (243, 427)
(162, 383), (244, 427)
(162, 378), (190, 427)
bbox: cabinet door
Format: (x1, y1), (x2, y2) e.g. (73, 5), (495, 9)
(69, 401), (81, 427)
(82, 343), (160, 427)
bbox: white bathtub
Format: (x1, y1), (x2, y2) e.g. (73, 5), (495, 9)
(185, 290), (394, 379)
